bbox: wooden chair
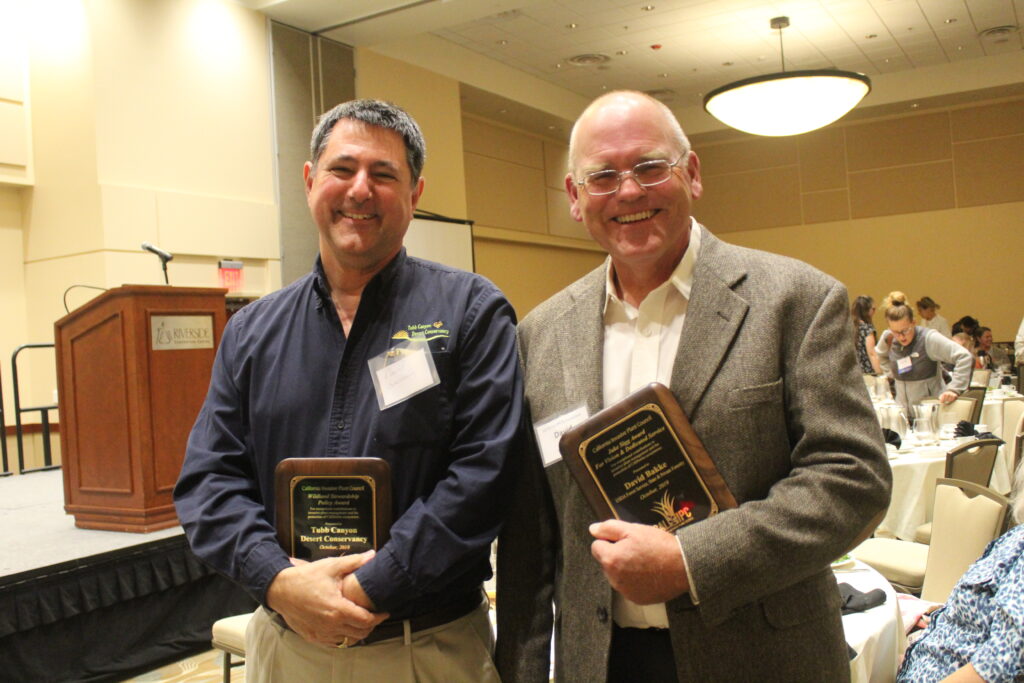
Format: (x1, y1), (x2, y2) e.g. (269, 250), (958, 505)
(960, 387), (986, 425)
(1001, 398), (1024, 465)
(1014, 408), (1024, 475)
(936, 397), (976, 426)
(970, 368), (992, 388)
(945, 437), (1003, 487)
(915, 437), (1004, 543)
(853, 479), (1008, 601)
(212, 613), (251, 683)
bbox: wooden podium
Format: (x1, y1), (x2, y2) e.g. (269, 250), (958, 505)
(55, 285), (227, 532)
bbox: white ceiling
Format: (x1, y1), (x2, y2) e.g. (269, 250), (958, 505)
(240, 0), (1024, 136)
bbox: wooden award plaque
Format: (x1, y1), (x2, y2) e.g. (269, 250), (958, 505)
(558, 383), (737, 531)
(274, 458), (392, 561)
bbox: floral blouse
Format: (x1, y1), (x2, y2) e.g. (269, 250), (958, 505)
(897, 523), (1024, 681)
(856, 321), (876, 375)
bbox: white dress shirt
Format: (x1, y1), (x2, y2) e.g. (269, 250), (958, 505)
(602, 219), (700, 629)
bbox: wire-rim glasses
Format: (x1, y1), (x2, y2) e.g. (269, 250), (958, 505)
(575, 153), (688, 196)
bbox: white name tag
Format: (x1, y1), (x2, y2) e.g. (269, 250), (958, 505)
(896, 356), (913, 375)
(533, 405), (589, 467)
(368, 341), (440, 410)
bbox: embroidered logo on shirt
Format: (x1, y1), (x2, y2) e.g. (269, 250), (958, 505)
(392, 321), (450, 342)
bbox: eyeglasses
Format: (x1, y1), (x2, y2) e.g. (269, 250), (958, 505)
(575, 153), (687, 196)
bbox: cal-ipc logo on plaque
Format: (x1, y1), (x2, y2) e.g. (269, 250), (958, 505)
(274, 458), (392, 561)
(559, 383), (737, 530)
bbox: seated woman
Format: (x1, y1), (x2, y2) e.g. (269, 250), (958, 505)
(875, 294), (973, 412)
(852, 295), (882, 375)
(975, 327), (1011, 372)
(897, 460), (1024, 681)
(952, 333), (984, 370)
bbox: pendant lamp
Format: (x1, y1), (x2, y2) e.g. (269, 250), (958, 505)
(703, 17), (871, 136)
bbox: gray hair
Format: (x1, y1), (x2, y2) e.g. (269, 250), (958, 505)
(309, 99), (426, 181)
(567, 90), (691, 176)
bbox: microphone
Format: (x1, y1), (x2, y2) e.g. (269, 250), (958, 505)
(141, 242), (173, 263)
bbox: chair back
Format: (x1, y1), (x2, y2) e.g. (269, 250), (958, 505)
(921, 478), (1008, 602)
(1001, 396), (1024, 448)
(970, 368), (992, 388)
(937, 397), (976, 425)
(945, 437), (1003, 486)
(1013, 407), (1024, 474)
(960, 387), (986, 425)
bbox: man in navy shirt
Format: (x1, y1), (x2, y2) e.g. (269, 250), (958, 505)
(174, 99), (522, 681)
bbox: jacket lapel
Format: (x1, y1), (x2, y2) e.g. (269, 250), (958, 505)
(671, 227), (749, 417)
(557, 267), (606, 415)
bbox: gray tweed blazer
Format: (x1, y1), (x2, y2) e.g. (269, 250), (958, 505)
(496, 225), (891, 682)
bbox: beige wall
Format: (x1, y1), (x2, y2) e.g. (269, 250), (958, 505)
(355, 49), (467, 219)
(689, 97), (1024, 339)
(462, 114), (603, 317)
(7, 0), (282, 414)
(463, 97), (1024, 337)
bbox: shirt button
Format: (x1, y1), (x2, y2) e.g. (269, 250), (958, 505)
(336, 421), (346, 430)
(596, 606), (608, 623)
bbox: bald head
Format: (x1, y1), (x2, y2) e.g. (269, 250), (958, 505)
(568, 91), (691, 174)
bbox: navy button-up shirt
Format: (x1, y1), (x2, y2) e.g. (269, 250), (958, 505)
(174, 250), (523, 620)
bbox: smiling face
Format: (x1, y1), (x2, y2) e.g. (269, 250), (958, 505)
(304, 118), (424, 278)
(566, 94), (701, 281)
(979, 329), (993, 351)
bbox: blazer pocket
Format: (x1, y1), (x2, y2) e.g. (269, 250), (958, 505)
(761, 572), (841, 629)
(728, 379), (790, 457)
(728, 378), (783, 408)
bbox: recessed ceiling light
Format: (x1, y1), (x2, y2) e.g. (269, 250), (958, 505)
(658, 72), (669, 77)
(497, 39), (508, 45)
(722, 61), (733, 66)
(641, 5), (655, 11)
(566, 23), (578, 29)
(979, 25), (1019, 40)
(945, 18), (957, 24)
(498, 109), (508, 114)
(616, 49), (628, 55)
(566, 53), (612, 66)
(865, 33), (877, 39)
(910, 103), (919, 109)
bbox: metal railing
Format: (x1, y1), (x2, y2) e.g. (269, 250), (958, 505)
(11, 343), (60, 475)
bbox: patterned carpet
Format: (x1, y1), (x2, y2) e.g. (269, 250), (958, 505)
(122, 650), (245, 682)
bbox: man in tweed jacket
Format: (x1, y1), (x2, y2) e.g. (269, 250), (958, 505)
(495, 91), (891, 682)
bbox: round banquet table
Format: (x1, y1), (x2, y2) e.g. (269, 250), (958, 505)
(875, 440), (948, 541)
(838, 560), (907, 683)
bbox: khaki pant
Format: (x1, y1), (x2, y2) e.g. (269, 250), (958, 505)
(245, 600), (500, 682)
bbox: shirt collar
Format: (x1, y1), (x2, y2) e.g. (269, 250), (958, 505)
(603, 217), (701, 313)
(312, 247), (408, 310)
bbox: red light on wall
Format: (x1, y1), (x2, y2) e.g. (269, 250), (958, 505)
(218, 259), (244, 292)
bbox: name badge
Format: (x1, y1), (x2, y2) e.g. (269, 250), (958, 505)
(368, 340), (440, 410)
(533, 405), (589, 467)
(896, 356), (913, 375)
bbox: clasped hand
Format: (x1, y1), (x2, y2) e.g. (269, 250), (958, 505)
(265, 550), (389, 647)
(589, 520), (690, 604)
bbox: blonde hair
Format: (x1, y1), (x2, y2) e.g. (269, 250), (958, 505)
(881, 291), (907, 312)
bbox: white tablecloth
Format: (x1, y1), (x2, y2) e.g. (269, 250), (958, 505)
(840, 560), (907, 683)
(876, 443), (948, 540)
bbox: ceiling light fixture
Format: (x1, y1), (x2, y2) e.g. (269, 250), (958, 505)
(703, 16), (871, 136)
